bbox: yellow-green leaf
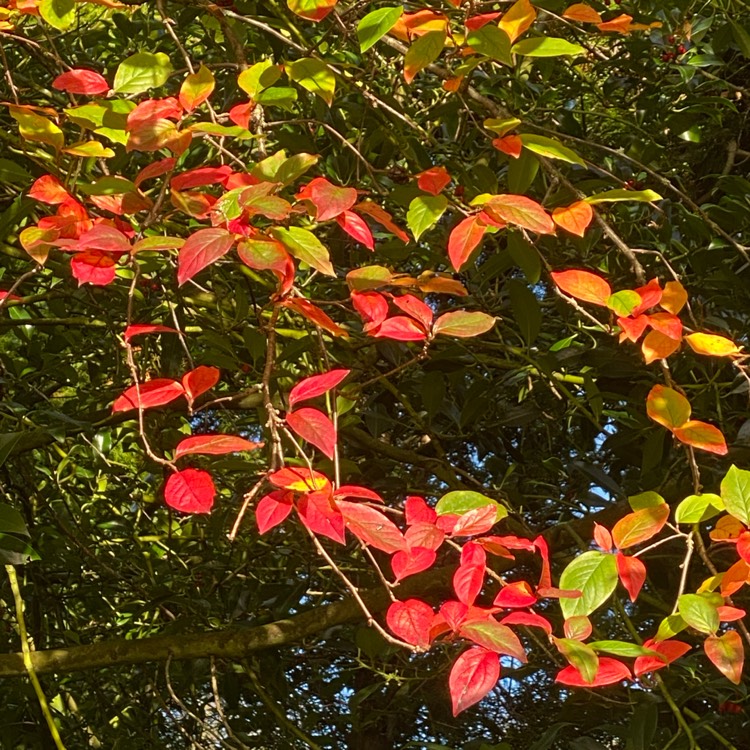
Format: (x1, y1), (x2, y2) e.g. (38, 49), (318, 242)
(238, 60), (282, 99)
(113, 52), (174, 95)
(39, 0), (75, 30)
(404, 30), (446, 84)
(287, 58), (335, 105)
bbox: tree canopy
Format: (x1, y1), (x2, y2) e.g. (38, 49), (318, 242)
(1, 0), (750, 748)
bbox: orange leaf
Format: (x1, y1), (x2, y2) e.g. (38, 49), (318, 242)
(634, 639), (690, 676)
(283, 298), (349, 338)
(597, 14), (635, 34)
(552, 201), (594, 237)
(704, 630), (744, 685)
(562, 3), (603, 23)
(492, 135), (522, 158)
(673, 420), (728, 456)
(646, 384), (690, 430)
(484, 194), (555, 234)
(268, 466), (331, 493)
(174, 434), (262, 460)
(612, 505), (670, 550)
(550, 269), (612, 306)
(720, 560), (750, 597)
(641, 329), (680, 364)
(448, 214), (488, 271)
(685, 333), (742, 357)
(710, 516), (746, 543)
(417, 166), (451, 195)
(391, 9), (448, 42)
(179, 65), (215, 112)
(498, 0), (536, 43)
(660, 280), (688, 314)
(287, 0), (338, 22)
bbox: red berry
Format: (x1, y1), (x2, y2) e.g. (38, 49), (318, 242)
(677, 44), (686, 54)
(667, 35), (676, 44)
(661, 53), (671, 62)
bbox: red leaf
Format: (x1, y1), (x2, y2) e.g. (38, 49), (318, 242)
(286, 407), (337, 459)
(448, 214), (488, 271)
(52, 69), (109, 95)
(334, 485), (383, 503)
(551, 269), (612, 306)
(564, 615), (593, 641)
(453, 542), (486, 605)
(450, 504), (498, 537)
(77, 224), (131, 254)
(351, 290), (389, 333)
(466, 12), (502, 30)
(174, 434), (262, 459)
(555, 657), (631, 687)
(386, 599), (434, 648)
(268, 467), (331, 493)
(255, 490), (294, 534)
(449, 647), (500, 716)
(673, 420), (728, 456)
(441, 600), (469, 631)
(228, 101), (254, 129)
(135, 157), (177, 189)
(164, 468), (215, 513)
(405, 496), (437, 525)
(618, 314), (649, 343)
(171, 165), (233, 192)
(593, 523), (613, 551)
(296, 177), (357, 222)
(297, 490), (346, 544)
(354, 200), (410, 243)
(482, 535), (535, 553)
(29, 175), (70, 204)
(372, 316), (428, 341)
(182, 365), (220, 405)
(616, 552), (646, 601)
(127, 98), (183, 130)
(405, 522), (445, 551)
(647, 312), (682, 340)
(500, 611), (552, 634)
(283, 298), (349, 338)
(718, 606), (746, 622)
(484, 194), (555, 235)
(534, 535), (552, 590)
(416, 165), (451, 195)
(71, 250), (117, 286)
(288, 0), (337, 22)
(612, 504), (670, 549)
(634, 638), (690, 676)
(492, 135), (522, 158)
(552, 201), (593, 237)
(391, 293), (434, 330)
(112, 379), (185, 413)
(632, 278), (663, 316)
(335, 210), (375, 250)
(392, 547), (437, 580)
(177, 228), (235, 285)
(289, 369), (351, 409)
(338, 500), (406, 553)
(493, 581), (537, 608)
(123, 324), (179, 342)
(705, 630), (744, 685)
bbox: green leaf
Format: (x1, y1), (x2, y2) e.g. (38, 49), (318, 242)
(560, 551), (619, 618)
(606, 290), (641, 317)
(0, 159), (32, 186)
(484, 117), (522, 137)
(507, 231), (540, 283)
(271, 226), (335, 277)
(511, 37), (585, 57)
(407, 194), (448, 240)
(628, 491), (666, 511)
(39, 0), (75, 30)
(588, 641), (661, 658)
(0, 503), (29, 537)
(287, 58), (336, 105)
(675, 494), (724, 524)
(238, 60), (282, 98)
(467, 25), (512, 65)
(678, 593), (720, 634)
(113, 52), (174, 95)
(508, 278), (541, 346)
(554, 638), (599, 683)
(357, 7), (403, 52)
(404, 30), (446, 84)
(255, 87), (299, 110)
(435, 490), (506, 521)
(77, 176), (137, 196)
(519, 135), (585, 166)
(655, 613), (687, 641)
(275, 153), (320, 186)
(730, 21), (750, 59)
(0, 434), (22, 468)
(507, 150), (539, 193)
(585, 189), (662, 204)
(721, 465), (750, 525)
